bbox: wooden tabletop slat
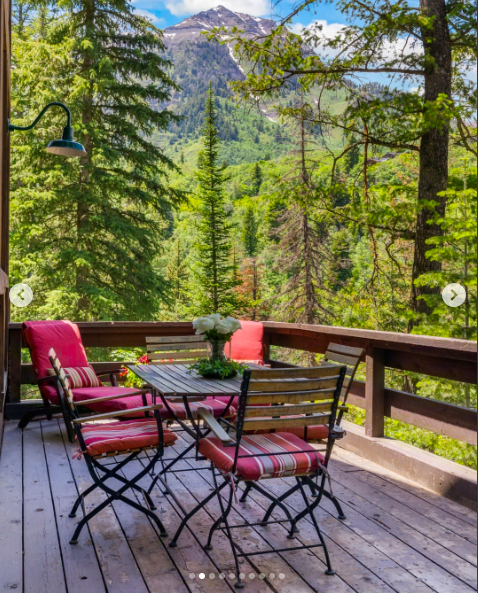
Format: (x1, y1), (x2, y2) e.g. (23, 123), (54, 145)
(126, 363), (246, 397)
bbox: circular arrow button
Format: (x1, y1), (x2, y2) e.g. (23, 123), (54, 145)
(10, 283), (34, 308)
(442, 283), (466, 308)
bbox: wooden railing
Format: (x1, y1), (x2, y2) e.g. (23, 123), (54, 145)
(7, 321), (477, 446)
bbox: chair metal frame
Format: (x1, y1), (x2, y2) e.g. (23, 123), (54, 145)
(169, 365), (346, 589)
(48, 348), (172, 545)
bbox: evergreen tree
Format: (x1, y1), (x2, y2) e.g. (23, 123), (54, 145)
(242, 206), (259, 258)
(251, 162), (263, 196)
(10, 3), (182, 321)
(193, 84), (239, 315)
(241, 206), (261, 319)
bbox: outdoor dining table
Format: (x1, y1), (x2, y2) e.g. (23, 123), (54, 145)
(124, 362), (258, 505)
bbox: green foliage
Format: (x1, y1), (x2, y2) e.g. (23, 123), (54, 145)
(188, 358), (246, 379)
(10, 2), (182, 321)
(242, 206), (259, 258)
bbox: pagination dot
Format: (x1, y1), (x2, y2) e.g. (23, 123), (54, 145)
(279, 573), (286, 579)
(198, 573), (205, 580)
(188, 573), (195, 580)
(209, 573), (215, 580)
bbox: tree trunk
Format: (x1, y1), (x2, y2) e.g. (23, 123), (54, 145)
(410, 0), (452, 325)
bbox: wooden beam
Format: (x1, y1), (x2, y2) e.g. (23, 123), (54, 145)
(365, 347), (385, 438)
(8, 324), (21, 403)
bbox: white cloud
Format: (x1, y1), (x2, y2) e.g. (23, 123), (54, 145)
(292, 19), (421, 62)
(164, 0), (269, 17)
(133, 8), (164, 24)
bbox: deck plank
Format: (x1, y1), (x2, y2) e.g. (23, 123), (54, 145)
(333, 448), (477, 545)
(0, 423), (23, 593)
(275, 475), (476, 593)
(3, 419), (476, 593)
(41, 421), (107, 593)
(331, 460), (477, 564)
(23, 424), (68, 593)
(335, 447), (478, 528)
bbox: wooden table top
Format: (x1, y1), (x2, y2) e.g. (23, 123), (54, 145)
(125, 363), (247, 397)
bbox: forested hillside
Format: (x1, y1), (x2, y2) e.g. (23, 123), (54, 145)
(9, 1), (477, 467)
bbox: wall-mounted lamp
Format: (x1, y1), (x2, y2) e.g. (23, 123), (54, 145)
(8, 101), (86, 157)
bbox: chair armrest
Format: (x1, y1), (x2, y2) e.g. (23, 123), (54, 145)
(331, 425), (346, 439)
(35, 375), (57, 386)
(73, 404), (163, 424)
(198, 408), (235, 445)
(74, 389), (149, 407)
(96, 369), (124, 377)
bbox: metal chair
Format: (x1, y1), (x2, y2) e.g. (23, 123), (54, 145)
(169, 365), (346, 588)
(48, 348), (177, 545)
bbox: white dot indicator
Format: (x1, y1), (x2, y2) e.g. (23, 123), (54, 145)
(209, 573), (215, 580)
(198, 573), (205, 580)
(188, 573), (195, 580)
(279, 573), (286, 579)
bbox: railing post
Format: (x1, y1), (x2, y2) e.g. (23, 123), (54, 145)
(8, 325), (22, 404)
(365, 346), (385, 437)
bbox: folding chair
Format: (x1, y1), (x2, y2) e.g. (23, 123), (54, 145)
(19, 320), (152, 443)
(48, 348), (177, 545)
(241, 343), (365, 519)
(144, 336), (239, 491)
(169, 365), (347, 588)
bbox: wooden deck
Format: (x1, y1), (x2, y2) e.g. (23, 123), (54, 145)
(0, 419), (476, 593)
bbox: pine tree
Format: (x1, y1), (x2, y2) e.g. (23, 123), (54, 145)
(251, 162), (263, 196)
(10, 3), (182, 321)
(241, 206), (261, 320)
(193, 84), (239, 315)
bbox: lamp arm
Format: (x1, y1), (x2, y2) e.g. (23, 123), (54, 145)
(8, 102), (72, 132)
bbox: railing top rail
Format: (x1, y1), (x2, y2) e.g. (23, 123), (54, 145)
(262, 322), (477, 359)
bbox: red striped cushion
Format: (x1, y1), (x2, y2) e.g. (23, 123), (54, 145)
(162, 399), (236, 421)
(64, 366), (101, 389)
(80, 419), (177, 457)
(198, 432), (325, 481)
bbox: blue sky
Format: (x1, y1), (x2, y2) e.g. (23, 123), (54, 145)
(131, 0), (346, 30)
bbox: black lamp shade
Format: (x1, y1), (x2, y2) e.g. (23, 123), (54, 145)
(46, 139), (87, 157)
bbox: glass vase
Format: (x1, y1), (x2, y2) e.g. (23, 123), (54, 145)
(207, 339), (228, 363)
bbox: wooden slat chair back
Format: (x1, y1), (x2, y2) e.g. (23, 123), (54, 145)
(321, 343), (365, 422)
(146, 335), (207, 365)
(48, 347), (175, 545)
(170, 365), (347, 585)
(237, 365), (347, 451)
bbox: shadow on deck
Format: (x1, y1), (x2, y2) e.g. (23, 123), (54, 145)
(0, 419), (476, 593)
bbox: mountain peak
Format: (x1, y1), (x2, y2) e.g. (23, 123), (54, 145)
(164, 6), (276, 46)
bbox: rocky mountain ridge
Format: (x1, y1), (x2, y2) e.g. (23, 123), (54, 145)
(164, 5), (276, 48)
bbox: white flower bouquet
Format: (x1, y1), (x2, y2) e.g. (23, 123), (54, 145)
(193, 314), (242, 343)
(190, 314), (244, 378)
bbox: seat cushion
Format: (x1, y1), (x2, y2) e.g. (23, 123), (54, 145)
(23, 320), (94, 404)
(206, 395), (240, 409)
(163, 398), (236, 421)
(71, 387), (152, 415)
(198, 432), (325, 481)
(80, 419), (177, 457)
(229, 321), (265, 364)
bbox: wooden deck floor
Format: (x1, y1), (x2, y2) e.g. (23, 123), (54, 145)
(0, 419), (476, 593)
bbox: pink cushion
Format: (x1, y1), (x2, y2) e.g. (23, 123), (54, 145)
(72, 387), (152, 414)
(80, 419), (177, 457)
(229, 321), (264, 364)
(198, 432), (325, 481)
(23, 320), (92, 403)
